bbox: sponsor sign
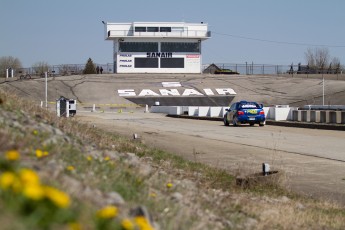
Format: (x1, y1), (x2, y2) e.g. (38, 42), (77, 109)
(118, 53), (133, 68)
(186, 54), (200, 58)
(147, 52), (172, 58)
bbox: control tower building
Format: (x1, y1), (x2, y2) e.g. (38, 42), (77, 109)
(103, 22), (211, 73)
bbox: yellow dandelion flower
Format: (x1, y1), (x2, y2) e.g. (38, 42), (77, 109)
(5, 150), (20, 161)
(134, 216), (154, 230)
(104, 156), (110, 161)
(96, 205), (118, 219)
(0, 172), (22, 192)
(33, 130), (38, 135)
(35, 149), (43, 158)
(166, 183), (173, 188)
(68, 222), (82, 230)
(86, 156), (92, 161)
(121, 218), (134, 230)
(19, 168), (40, 186)
(67, 166), (75, 171)
(0, 172), (17, 190)
(23, 184), (45, 200)
(44, 186), (71, 208)
(149, 192), (156, 198)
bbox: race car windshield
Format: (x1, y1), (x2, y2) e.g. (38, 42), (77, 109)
(240, 103), (259, 109)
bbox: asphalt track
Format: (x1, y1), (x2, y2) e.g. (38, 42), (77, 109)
(77, 111), (345, 206)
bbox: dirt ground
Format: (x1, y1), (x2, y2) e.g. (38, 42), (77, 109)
(76, 111), (345, 206)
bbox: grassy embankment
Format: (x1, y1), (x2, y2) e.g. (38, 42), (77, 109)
(0, 88), (345, 230)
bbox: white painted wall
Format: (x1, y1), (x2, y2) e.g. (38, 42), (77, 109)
(198, 107), (210, 117)
(209, 107), (223, 117)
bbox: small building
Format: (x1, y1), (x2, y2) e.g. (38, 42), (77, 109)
(203, 63), (221, 74)
(103, 22), (211, 74)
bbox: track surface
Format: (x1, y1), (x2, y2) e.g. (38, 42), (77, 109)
(77, 111), (345, 206)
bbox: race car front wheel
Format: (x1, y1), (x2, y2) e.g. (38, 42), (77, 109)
(224, 116), (229, 126)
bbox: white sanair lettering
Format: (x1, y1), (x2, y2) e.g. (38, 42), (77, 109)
(182, 89), (204, 96)
(118, 89), (136, 96)
(159, 89), (180, 96)
(117, 88), (237, 97)
(203, 88), (214, 96)
(138, 89), (159, 96)
(215, 88), (237, 95)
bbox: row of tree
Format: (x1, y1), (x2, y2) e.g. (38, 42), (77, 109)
(304, 47), (342, 71)
(0, 57), (98, 77)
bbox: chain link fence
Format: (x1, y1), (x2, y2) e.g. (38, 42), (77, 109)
(1, 63), (114, 78)
(202, 63), (344, 75)
(2, 62), (344, 79)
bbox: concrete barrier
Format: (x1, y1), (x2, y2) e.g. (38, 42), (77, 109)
(320, 111), (330, 123)
(188, 107), (198, 116)
(209, 107), (223, 117)
(292, 110), (299, 121)
(329, 111), (342, 124)
(275, 107), (293, 121)
(150, 106), (169, 113)
(198, 107), (210, 117)
(342, 112), (345, 124)
(263, 107), (270, 119)
(310, 110), (321, 122)
(301, 110), (308, 122)
(168, 106), (182, 115)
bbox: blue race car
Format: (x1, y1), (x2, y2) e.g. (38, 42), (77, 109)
(224, 101), (266, 126)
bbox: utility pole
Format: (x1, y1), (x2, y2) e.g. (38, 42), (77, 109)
(45, 72), (48, 108)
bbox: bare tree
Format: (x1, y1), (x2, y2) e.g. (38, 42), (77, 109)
(331, 57), (342, 74)
(305, 48), (315, 67)
(32, 61), (50, 76)
(0, 56), (22, 77)
(304, 48), (330, 70)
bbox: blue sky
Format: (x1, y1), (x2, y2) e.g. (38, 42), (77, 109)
(1, 0), (344, 67)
